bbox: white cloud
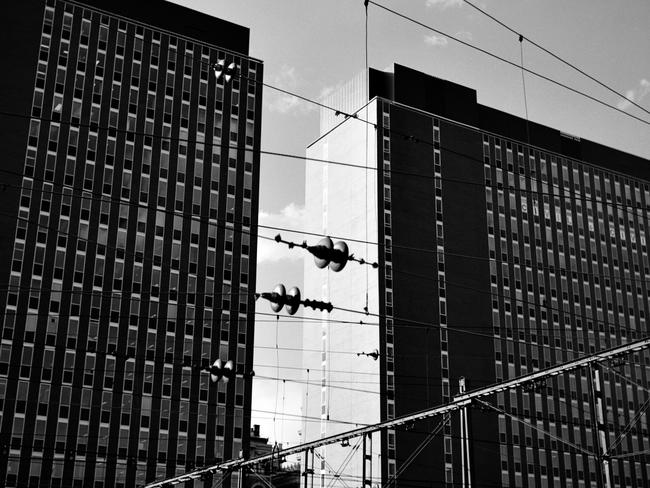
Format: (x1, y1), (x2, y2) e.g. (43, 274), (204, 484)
(455, 30), (473, 41)
(426, 0), (463, 9)
(617, 78), (650, 110)
(265, 65), (316, 115)
(424, 34), (448, 47)
(257, 203), (307, 264)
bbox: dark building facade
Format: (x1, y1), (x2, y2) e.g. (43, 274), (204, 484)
(304, 64), (650, 488)
(0, 1), (262, 487)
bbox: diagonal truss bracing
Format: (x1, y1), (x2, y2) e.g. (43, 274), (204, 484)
(145, 336), (650, 487)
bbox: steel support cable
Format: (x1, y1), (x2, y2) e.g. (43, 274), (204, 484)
(390, 266), (650, 340)
(0, 286), (254, 298)
(0, 372), (602, 430)
(11, 1), (650, 246)
(461, 0), (650, 118)
(385, 415), (450, 488)
(2, 108), (649, 226)
(2, 108), (649, 266)
(71, 0), (650, 131)
(2, 113), (650, 240)
(363, 0), (372, 315)
(3, 292), (645, 339)
(3, 291), (621, 337)
(247, 468), (275, 488)
(600, 363), (650, 454)
(0, 192), (647, 344)
(324, 437), (362, 488)
(7, 245), (648, 324)
(3, 200), (645, 348)
(0, 409), (573, 450)
(609, 449), (650, 460)
(2, 180), (646, 342)
(0, 308), (379, 328)
(0, 390), (366, 428)
(601, 363), (650, 395)
(3, 172), (650, 290)
(606, 395), (650, 455)
(0, 418), (581, 464)
(211, 470), (228, 488)
(0, 364), (603, 431)
(0, 361), (472, 386)
(474, 399), (596, 458)
(0, 211), (611, 340)
(0, 468), (527, 488)
(4, 25), (650, 215)
(144, 337), (650, 487)
(519, 35), (531, 145)
(366, 1), (650, 127)
(313, 449), (353, 488)
(273, 315), (280, 441)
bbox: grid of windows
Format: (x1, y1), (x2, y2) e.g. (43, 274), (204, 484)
(484, 134), (650, 488)
(432, 120), (454, 484)
(0, 1), (261, 487)
(380, 101), (397, 480)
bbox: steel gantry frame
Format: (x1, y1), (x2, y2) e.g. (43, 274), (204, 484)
(145, 336), (650, 488)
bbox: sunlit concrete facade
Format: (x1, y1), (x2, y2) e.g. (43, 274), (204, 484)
(303, 103), (382, 488)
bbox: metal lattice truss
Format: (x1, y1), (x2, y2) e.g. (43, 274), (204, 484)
(145, 336), (650, 487)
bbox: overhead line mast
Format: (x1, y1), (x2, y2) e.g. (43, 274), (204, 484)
(145, 336), (650, 487)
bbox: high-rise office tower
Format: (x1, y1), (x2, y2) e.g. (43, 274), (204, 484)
(0, 1), (262, 487)
(304, 64), (650, 487)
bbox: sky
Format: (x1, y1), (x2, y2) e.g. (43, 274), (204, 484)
(169, 0), (650, 449)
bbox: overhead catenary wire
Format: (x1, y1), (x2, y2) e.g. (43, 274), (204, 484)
(0, 386), (617, 451)
(2, 70), (650, 232)
(461, 0), (650, 118)
(2, 104), (649, 226)
(2, 155), (650, 291)
(365, 0), (650, 127)
(8, 0), (644, 482)
(10, 2), (644, 246)
(1, 210), (647, 350)
(5, 330), (642, 389)
(106, 0), (650, 132)
(2, 105), (650, 272)
(519, 34), (531, 145)
(5, 0), (648, 396)
(146, 337), (650, 487)
(8, 300), (635, 337)
(3, 5), (650, 209)
(13, 402), (611, 485)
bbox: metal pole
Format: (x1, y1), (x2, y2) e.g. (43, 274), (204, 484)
(362, 434), (367, 488)
(587, 364), (604, 488)
(459, 377), (472, 488)
(144, 337), (650, 487)
(364, 433), (372, 488)
(303, 450), (309, 488)
(310, 448), (314, 488)
(591, 365), (612, 488)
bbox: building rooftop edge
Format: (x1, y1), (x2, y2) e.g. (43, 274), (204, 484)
(66, 0), (262, 62)
(307, 65), (649, 182)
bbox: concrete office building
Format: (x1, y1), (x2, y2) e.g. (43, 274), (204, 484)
(303, 64), (650, 488)
(0, 1), (262, 486)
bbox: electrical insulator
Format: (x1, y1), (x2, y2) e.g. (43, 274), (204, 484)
(213, 59), (237, 82)
(307, 236), (350, 272)
(257, 284), (333, 314)
(210, 358), (235, 383)
(274, 233), (378, 270)
(357, 349), (380, 360)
